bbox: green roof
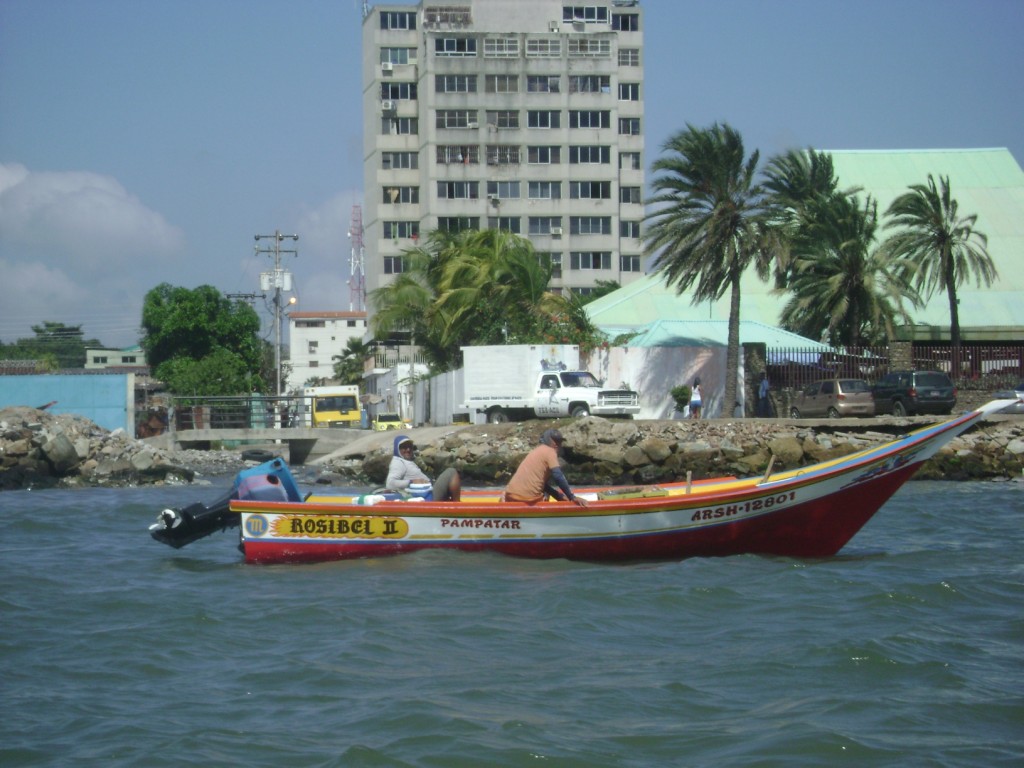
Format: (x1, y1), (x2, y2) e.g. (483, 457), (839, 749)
(589, 148), (1024, 341)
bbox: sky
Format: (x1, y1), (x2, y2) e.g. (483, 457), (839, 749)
(1, 0), (1022, 348)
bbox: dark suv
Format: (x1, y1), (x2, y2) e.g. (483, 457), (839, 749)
(871, 370), (957, 416)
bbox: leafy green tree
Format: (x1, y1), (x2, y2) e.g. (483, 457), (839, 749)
(882, 174), (996, 362)
(156, 347), (256, 396)
(776, 192), (915, 345)
(371, 228), (602, 371)
(644, 122), (772, 413)
(332, 336), (373, 386)
(141, 284), (264, 394)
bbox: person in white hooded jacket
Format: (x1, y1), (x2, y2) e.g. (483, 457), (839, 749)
(385, 434), (461, 501)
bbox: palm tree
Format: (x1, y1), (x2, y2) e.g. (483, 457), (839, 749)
(883, 175), (996, 369)
(331, 336), (372, 386)
(644, 122), (772, 414)
(370, 228), (600, 371)
(778, 192), (915, 345)
(762, 148), (849, 286)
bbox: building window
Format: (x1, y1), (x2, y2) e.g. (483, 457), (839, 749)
(383, 256), (406, 274)
(437, 216), (480, 233)
(618, 48), (640, 66)
(486, 110), (519, 129)
(528, 146), (561, 164)
(528, 181), (562, 199)
(381, 151), (419, 169)
(620, 220), (641, 239)
(380, 47), (416, 65)
(570, 251), (612, 270)
(620, 254), (642, 272)
(382, 186), (419, 204)
(296, 320), (326, 328)
(538, 252), (562, 278)
(570, 216), (612, 235)
(436, 145), (479, 164)
(437, 180), (480, 199)
(618, 117), (641, 135)
(485, 74), (519, 93)
(526, 39), (561, 58)
(435, 37), (477, 57)
(381, 117), (418, 135)
(435, 74), (477, 93)
(436, 110), (478, 129)
(562, 6), (608, 24)
(527, 74), (560, 93)
(568, 38), (611, 58)
(488, 216), (521, 233)
(619, 151), (641, 170)
(383, 221), (419, 239)
(618, 82), (640, 101)
(529, 217), (562, 235)
(487, 181), (521, 199)
(94, 356), (108, 364)
(423, 6), (472, 26)
(527, 110), (560, 129)
(483, 37), (519, 57)
(569, 145), (610, 164)
(570, 181), (611, 200)
(569, 75), (610, 94)
(485, 145), (521, 165)
(381, 82), (417, 100)
(308, 341), (319, 354)
(569, 110), (610, 129)
(620, 186), (642, 204)
(380, 11), (416, 30)
(612, 13), (639, 32)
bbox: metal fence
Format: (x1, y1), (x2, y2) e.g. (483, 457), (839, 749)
(766, 343), (1024, 393)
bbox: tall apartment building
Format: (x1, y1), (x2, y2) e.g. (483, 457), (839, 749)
(362, 0), (645, 309)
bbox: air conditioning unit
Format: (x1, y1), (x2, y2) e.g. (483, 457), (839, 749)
(467, 121), (479, 129)
(381, 62), (394, 73)
(551, 227), (563, 237)
(572, 20), (585, 31)
(548, 20), (559, 32)
(381, 100), (396, 112)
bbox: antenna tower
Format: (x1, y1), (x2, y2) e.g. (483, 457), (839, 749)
(348, 204), (366, 312)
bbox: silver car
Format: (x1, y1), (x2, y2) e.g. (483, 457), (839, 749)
(790, 378), (875, 419)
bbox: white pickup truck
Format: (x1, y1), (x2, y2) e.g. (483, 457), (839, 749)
(461, 344), (640, 423)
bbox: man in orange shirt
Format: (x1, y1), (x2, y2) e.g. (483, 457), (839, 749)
(503, 429), (588, 506)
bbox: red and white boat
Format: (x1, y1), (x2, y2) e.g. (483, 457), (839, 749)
(150, 399), (1017, 565)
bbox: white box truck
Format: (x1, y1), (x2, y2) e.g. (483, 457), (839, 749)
(461, 344), (640, 423)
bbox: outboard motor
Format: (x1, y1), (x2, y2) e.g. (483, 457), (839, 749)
(150, 458), (301, 549)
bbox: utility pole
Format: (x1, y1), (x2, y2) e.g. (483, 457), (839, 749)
(255, 231), (298, 396)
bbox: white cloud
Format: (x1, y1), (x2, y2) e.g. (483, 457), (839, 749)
(0, 163), (186, 345)
(291, 191), (364, 312)
(0, 163), (186, 270)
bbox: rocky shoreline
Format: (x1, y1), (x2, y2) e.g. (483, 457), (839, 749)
(2, 405), (1022, 491)
(320, 414), (1024, 488)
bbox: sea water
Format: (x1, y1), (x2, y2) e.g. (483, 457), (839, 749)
(1, 480), (1022, 767)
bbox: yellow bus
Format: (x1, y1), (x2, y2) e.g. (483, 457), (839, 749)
(303, 386), (361, 428)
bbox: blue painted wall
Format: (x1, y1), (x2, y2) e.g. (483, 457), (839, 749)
(0, 374), (133, 433)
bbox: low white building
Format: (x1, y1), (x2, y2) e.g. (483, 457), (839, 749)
(286, 311), (368, 392)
